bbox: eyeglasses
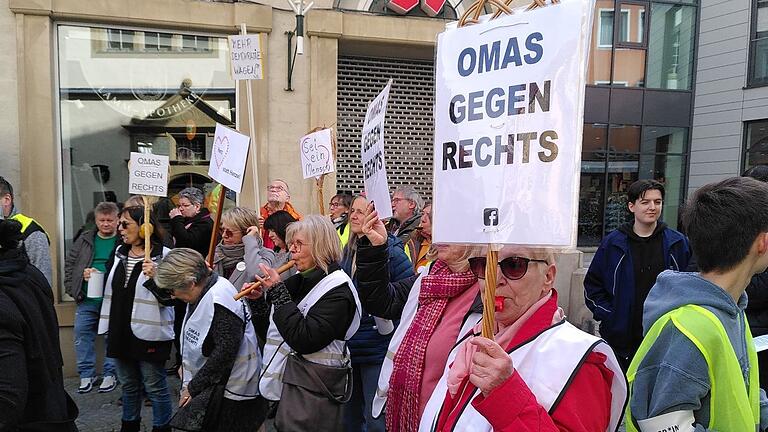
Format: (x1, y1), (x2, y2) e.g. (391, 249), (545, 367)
(267, 185), (286, 192)
(391, 197), (408, 205)
(468, 256), (549, 281)
(288, 240), (311, 251)
(329, 202), (341, 208)
(220, 228), (241, 237)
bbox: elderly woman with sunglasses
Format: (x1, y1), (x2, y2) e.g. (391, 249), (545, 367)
(421, 245), (627, 432)
(213, 207), (277, 292)
(354, 205), (483, 432)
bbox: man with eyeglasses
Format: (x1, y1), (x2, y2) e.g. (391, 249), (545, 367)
(259, 179), (302, 250)
(387, 185), (423, 246)
(584, 179), (690, 371)
(0, 175), (52, 285)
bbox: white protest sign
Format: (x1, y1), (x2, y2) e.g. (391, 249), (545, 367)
(229, 34), (263, 80)
(129, 152), (169, 197)
(299, 128), (335, 179)
(432, 0), (594, 246)
(208, 123), (251, 193)
(361, 80), (393, 220)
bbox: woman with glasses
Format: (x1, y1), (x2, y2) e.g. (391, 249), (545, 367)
(98, 205), (174, 432)
(329, 193), (352, 230)
(353, 204), (483, 432)
(423, 245), (626, 431)
(154, 248), (267, 432)
(263, 210), (298, 279)
(250, 215), (362, 430)
(168, 187), (212, 256)
(213, 207), (277, 292)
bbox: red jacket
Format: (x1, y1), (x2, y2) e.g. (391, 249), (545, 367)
(435, 294), (615, 431)
(260, 202), (302, 250)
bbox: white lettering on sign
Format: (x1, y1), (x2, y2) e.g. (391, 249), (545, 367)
(128, 152), (169, 197)
(208, 123), (251, 193)
(360, 80), (393, 220)
(431, 0), (593, 246)
(229, 34), (263, 80)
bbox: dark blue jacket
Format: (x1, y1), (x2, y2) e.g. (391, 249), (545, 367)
(341, 234), (414, 364)
(583, 226), (690, 355)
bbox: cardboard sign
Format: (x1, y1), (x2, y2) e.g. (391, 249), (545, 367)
(128, 152), (169, 197)
(431, 0), (594, 246)
(208, 123), (251, 193)
(299, 128), (335, 179)
(361, 80), (393, 220)
(229, 34), (263, 80)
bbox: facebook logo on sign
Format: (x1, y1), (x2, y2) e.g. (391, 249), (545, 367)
(483, 208), (499, 226)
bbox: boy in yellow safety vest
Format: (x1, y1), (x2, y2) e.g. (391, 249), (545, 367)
(626, 176), (768, 431)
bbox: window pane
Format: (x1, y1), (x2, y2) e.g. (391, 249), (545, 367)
(751, 4), (768, 84)
(606, 153), (686, 232)
(589, 1), (615, 85)
(609, 124), (642, 153)
(579, 124), (608, 246)
(646, 4), (696, 90)
(57, 25), (236, 301)
(745, 120), (768, 168)
(641, 126), (687, 154)
(618, 4), (645, 44)
(613, 48), (646, 87)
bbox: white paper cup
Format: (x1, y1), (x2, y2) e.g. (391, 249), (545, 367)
(374, 317), (394, 336)
(87, 270), (104, 298)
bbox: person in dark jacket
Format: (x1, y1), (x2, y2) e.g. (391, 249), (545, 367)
(99, 205), (174, 432)
(64, 201), (120, 394)
(250, 215), (361, 431)
(340, 195), (414, 432)
(168, 186), (213, 374)
(584, 179), (691, 370)
(742, 164), (768, 389)
(386, 185), (423, 246)
(0, 219), (78, 431)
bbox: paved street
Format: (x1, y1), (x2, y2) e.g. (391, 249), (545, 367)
(65, 376), (181, 432)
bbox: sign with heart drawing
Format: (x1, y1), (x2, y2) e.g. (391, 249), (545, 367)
(208, 123), (250, 193)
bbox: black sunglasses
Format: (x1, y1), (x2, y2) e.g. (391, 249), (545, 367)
(468, 256), (549, 281)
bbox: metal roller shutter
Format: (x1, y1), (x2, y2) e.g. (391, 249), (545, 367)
(336, 55), (435, 201)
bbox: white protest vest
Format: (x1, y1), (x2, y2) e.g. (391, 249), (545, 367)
(98, 247), (174, 341)
(372, 266), (483, 419)
(259, 269), (362, 401)
(419, 321), (628, 432)
(181, 277), (262, 401)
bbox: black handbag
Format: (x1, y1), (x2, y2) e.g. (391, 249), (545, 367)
(274, 352), (353, 432)
(168, 381), (227, 432)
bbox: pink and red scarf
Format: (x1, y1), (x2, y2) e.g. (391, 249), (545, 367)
(386, 260), (478, 432)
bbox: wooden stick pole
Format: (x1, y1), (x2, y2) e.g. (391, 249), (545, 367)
(234, 260), (297, 300)
(207, 185), (227, 268)
(316, 175), (326, 215)
(240, 24), (261, 208)
(143, 196), (151, 261)
(481, 247), (498, 339)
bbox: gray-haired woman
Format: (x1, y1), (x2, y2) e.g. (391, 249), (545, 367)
(155, 248), (267, 432)
(168, 187), (212, 256)
(250, 215), (362, 430)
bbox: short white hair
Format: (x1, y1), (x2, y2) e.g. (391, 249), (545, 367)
(393, 185), (424, 212)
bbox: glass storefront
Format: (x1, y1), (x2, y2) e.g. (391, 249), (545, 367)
(57, 24), (236, 287)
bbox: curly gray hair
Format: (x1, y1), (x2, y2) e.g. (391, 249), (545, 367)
(178, 187), (204, 206)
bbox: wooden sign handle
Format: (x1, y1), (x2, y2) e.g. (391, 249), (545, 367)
(481, 247), (498, 339)
(207, 185), (227, 268)
(143, 196), (151, 262)
(233, 260), (297, 300)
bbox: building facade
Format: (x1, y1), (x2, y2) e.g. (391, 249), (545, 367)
(688, 0), (768, 191)
(3, 0), (701, 374)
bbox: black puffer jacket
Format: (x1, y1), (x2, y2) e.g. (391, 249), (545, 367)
(170, 208), (213, 256)
(746, 271), (768, 336)
(0, 245), (77, 431)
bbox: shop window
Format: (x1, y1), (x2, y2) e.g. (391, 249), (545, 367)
(640, 126), (687, 154)
(749, 0), (768, 86)
(182, 35), (211, 52)
(106, 29), (135, 51)
(646, 3), (696, 90)
(145, 32), (173, 52)
(57, 24), (236, 301)
(744, 120), (768, 169)
(579, 124), (608, 247)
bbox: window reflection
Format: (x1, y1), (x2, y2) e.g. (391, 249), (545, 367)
(646, 4), (696, 90)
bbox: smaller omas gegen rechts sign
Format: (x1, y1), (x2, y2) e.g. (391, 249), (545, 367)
(431, 0), (595, 247)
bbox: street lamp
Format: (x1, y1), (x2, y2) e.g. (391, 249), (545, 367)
(285, 0), (314, 91)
